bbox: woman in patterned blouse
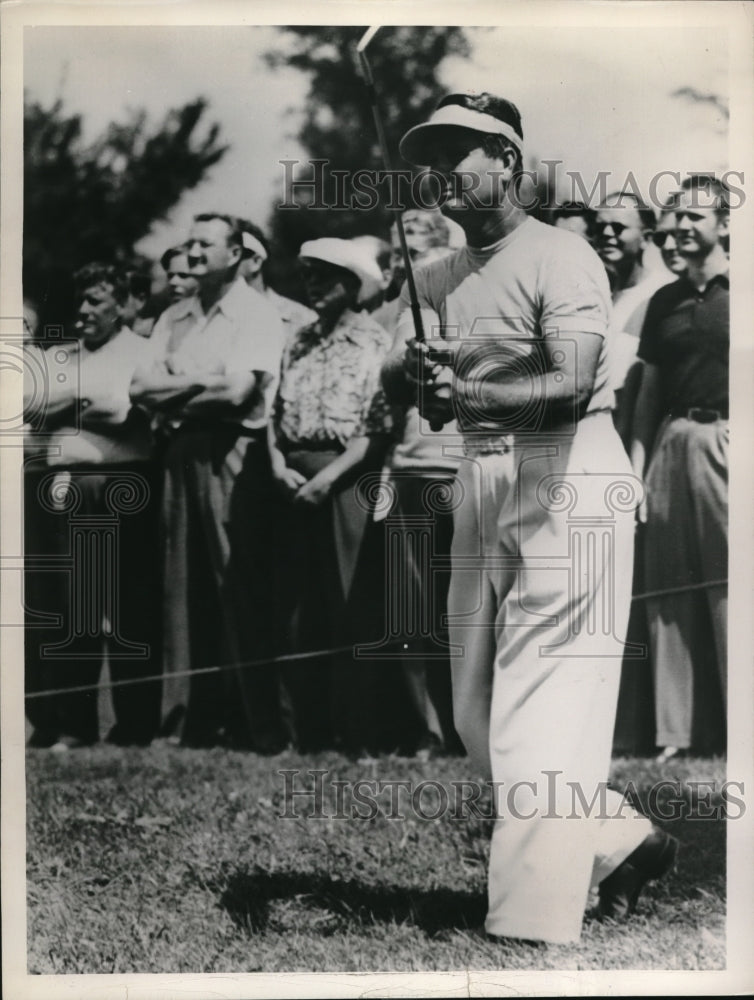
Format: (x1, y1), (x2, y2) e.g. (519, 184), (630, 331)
(269, 238), (420, 753)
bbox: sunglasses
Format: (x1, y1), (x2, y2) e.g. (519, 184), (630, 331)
(652, 231), (679, 249)
(593, 221), (630, 237)
(299, 260), (340, 278)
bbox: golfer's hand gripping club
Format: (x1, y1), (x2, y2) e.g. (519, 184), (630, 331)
(403, 338), (455, 428)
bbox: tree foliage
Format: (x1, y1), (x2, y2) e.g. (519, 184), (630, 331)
(264, 27), (471, 292)
(24, 96), (227, 325)
(671, 87), (729, 122)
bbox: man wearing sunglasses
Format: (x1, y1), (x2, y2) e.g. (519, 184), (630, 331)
(630, 175), (729, 763)
(383, 91), (676, 946)
(593, 192), (675, 444)
(651, 199), (689, 278)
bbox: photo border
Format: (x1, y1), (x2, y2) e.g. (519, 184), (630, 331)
(2, 2), (752, 997)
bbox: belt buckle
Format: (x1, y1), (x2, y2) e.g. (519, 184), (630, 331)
(687, 407), (718, 423)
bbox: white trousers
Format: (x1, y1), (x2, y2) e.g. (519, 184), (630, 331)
(448, 413), (652, 943)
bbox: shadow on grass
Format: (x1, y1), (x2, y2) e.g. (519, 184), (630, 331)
(215, 867), (488, 936)
(212, 813), (726, 939)
(668, 815), (727, 893)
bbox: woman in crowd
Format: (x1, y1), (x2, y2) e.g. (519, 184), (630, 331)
(269, 237), (419, 754)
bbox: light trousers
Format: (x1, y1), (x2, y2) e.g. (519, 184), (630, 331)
(644, 416), (728, 750)
(448, 413), (651, 943)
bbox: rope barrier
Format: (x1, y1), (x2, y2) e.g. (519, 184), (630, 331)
(23, 577), (727, 703)
(23, 640), (411, 701)
(631, 578), (727, 601)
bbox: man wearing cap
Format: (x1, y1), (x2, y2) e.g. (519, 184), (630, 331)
(130, 212), (285, 748)
(236, 218), (318, 336)
(350, 234), (393, 314)
(375, 210), (464, 755)
(551, 201), (594, 242)
(383, 92), (676, 944)
(631, 175), (729, 762)
(268, 237), (410, 753)
(373, 209), (454, 334)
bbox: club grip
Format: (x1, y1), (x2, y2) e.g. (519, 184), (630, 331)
(424, 379), (452, 434)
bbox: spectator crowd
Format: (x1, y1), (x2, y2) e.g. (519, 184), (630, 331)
(22, 173), (729, 764)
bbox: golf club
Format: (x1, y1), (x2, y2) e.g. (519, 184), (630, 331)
(357, 26), (447, 432)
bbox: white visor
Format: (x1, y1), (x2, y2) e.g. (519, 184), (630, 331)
(400, 104), (523, 166)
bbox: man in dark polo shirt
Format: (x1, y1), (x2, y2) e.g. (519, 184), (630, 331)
(630, 174), (729, 761)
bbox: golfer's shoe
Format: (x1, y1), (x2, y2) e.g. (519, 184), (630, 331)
(597, 826), (678, 920)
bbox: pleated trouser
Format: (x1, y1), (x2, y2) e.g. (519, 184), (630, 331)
(448, 412), (651, 943)
(390, 474), (464, 753)
(643, 416), (728, 751)
(160, 425), (284, 747)
(24, 460), (162, 744)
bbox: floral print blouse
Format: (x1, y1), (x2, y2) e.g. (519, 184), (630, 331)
(274, 308), (393, 450)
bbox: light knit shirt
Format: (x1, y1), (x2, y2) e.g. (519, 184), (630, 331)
(609, 265), (675, 392)
(42, 327), (153, 467)
(397, 217), (614, 451)
(274, 308), (393, 450)
(147, 277), (285, 429)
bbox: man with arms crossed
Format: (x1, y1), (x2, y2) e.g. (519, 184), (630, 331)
(130, 213), (285, 748)
(383, 92), (676, 944)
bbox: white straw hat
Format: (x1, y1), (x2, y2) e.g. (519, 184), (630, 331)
(299, 238), (384, 303)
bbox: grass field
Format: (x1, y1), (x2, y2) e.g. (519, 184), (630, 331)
(26, 745), (726, 974)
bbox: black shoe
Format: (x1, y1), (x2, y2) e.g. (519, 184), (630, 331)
(26, 727), (59, 749)
(598, 826), (678, 920)
(105, 725), (153, 747)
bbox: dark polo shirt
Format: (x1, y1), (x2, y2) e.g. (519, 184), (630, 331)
(637, 272), (729, 416)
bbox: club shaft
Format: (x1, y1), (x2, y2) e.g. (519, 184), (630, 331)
(358, 45), (426, 344)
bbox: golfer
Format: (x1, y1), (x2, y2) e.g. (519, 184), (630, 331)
(382, 92), (676, 944)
